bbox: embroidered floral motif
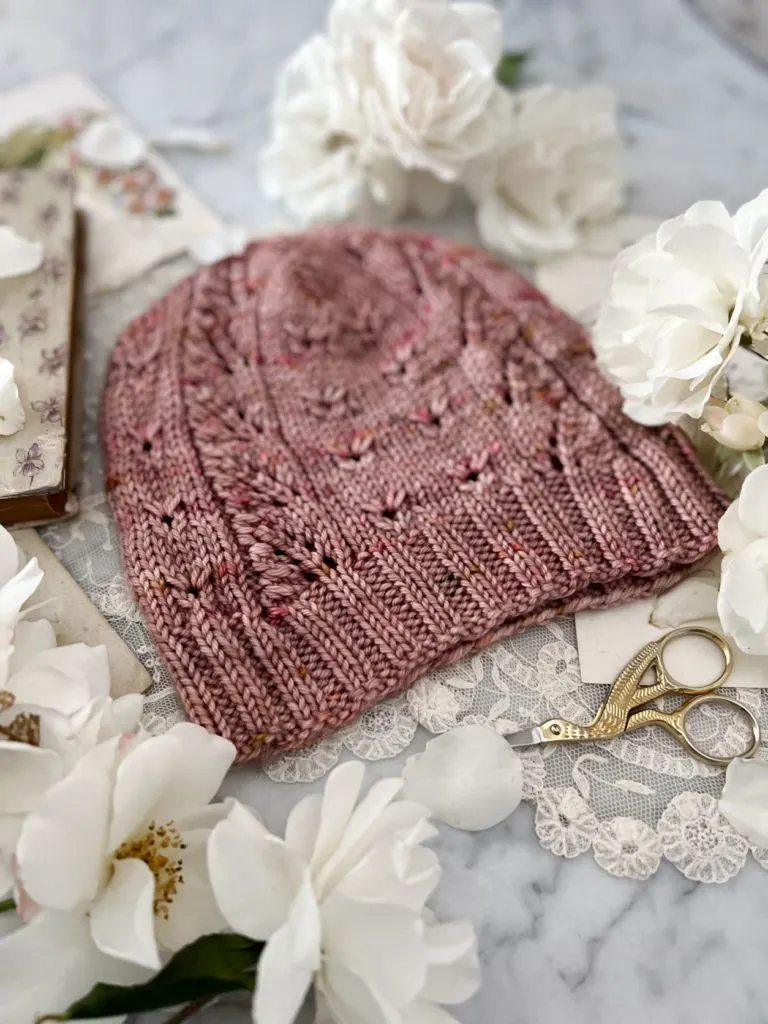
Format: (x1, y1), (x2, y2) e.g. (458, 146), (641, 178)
(656, 792), (748, 882)
(340, 695), (417, 760)
(263, 736), (343, 784)
(535, 640), (582, 700)
(407, 678), (462, 732)
(14, 442), (45, 485)
(39, 344), (66, 375)
(535, 787), (598, 857)
(30, 395), (64, 424)
(592, 817), (662, 879)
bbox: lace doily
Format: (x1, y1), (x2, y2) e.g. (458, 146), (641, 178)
(40, 259), (768, 884)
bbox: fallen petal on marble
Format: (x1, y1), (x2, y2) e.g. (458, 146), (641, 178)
(649, 577), (720, 628)
(0, 358), (25, 436)
(150, 125), (229, 152)
(75, 115), (148, 170)
(0, 226), (43, 279)
(188, 226), (250, 265)
(402, 725), (522, 832)
(719, 757), (768, 846)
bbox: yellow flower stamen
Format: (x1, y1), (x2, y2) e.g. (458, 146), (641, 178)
(114, 821), (187, 920)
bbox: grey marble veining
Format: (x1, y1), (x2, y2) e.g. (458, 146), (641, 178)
(1, 1), (768, 1022)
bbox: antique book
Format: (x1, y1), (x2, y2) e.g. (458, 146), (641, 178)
(0, 168), (83, 526)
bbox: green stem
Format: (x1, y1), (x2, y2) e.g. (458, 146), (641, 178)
(0, 898), (15, 913)
(164, 997), (218, 1024)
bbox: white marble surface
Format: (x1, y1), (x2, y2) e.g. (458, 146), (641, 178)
(3, 1), (768, 1022)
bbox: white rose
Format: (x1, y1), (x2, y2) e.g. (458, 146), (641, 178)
(467, 84), (624, 261)
(329, 0), (505, 181)
(594, 190), (768, 425)
(701, 394), (768, 451)
(717, 463), (768, 654)
(260, 35), (453, 224)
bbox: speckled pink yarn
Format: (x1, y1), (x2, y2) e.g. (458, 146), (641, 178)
(102, 226), (727, 761)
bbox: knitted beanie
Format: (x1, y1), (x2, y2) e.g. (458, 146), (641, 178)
(102, 226), (727, 761)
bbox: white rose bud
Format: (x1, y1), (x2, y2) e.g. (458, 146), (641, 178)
(701, 394), (768, 451)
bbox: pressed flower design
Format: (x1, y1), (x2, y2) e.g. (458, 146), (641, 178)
(39, 344), (66, 375)
(14, 443), (45, 486)
(18, 309), (47, 339)
(30, 395), (64, 424)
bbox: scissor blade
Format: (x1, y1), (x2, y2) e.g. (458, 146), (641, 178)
(505, 726), (545, 749)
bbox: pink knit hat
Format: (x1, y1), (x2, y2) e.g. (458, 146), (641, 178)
(102, 226), (726, 761)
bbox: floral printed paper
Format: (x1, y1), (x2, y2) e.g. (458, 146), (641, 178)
(0, 169), (74, 499)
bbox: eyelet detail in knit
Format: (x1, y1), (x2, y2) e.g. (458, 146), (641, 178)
(102, 226), (728, 761)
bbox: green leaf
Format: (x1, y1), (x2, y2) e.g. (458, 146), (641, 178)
(0, 898), (15, 913)
(495, 51), (528, 88)
(743, 448), (766, 473)
(37, 933), (262, 1021)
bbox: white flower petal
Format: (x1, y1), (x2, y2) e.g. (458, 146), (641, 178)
(7, 617), (56, 677)
(208, 801), (302, 940)
(90, 857), (160, 970)
(148, 722), (236, 823)
(402, 1002), (461, 1024)
(0, 559), (43, 632)
(719, 758), (768, 846)
(9, 643), (107, 714)
(0, 909), (148, 1024)
(253, 873), (320, 1024)
(718, 541), (768, 655)
(420, 920), (480, 1005)
(318, 963), (398, 1024)
(322, 894), (427, 1009)
(308, 761), (366, 876)
(737, 463), (768, 537)
(108, 732), (180, 850)
(718, 500), (760, 555)
(155, 830), (227, 952)
(75, 115), (148, 170)
(0, 227), (43, 279)
(403, 725), (523, 831)
(0, 359), (24, 436)
(16, 769), (110, 909)
(0, 741), (61, 814)
(0, 527), (19, 589)
(284, 792), (322, 862)
(335, 837), (441, 910)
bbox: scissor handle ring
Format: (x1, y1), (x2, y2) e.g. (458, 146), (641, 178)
(656, 625), (733, 694)
(679, 694), (761, 767)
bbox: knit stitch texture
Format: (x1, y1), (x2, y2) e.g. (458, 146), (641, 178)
(102, 226), (728, 761)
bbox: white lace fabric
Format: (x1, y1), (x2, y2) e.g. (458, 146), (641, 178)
(41, 260), (768, 884)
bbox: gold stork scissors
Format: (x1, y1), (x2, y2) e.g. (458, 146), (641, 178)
(505, 626), (761, 767)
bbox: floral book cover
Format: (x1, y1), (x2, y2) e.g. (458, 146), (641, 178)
(0, 169), (82, 526)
